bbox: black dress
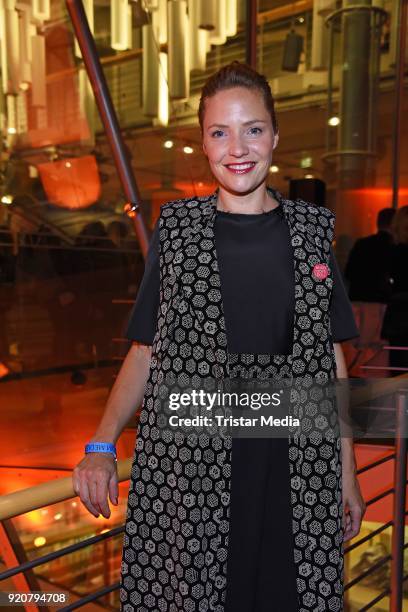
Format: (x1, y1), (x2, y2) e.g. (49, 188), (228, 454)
(124, 204), (359, 611)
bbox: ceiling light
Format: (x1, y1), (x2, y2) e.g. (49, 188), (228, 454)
(328, 116), (340, 126)
(1, 195), (13, 204)
(111, 0), (131, 51)
(269, 165), (279, 173)
(300, 156), (312, 169)
(183, 146), (193, 154)
(34, 536), (46, 547)
(305, 174), (314, 179)
(7, 127), (16, 134)
(163, 140), (174, 149)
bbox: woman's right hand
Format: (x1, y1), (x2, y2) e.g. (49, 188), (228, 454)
(72, 453), (119, 519)
(71, 343), (152, 518)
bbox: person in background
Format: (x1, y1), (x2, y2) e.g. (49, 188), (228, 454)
(381, 206), (408, 374)
(345, 207), (395, 303)
(343, 208), (396, 376)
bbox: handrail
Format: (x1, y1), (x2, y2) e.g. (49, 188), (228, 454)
(0, 435), (396, 522)
(0, 241), (141, 254)
(60, 582), (120, 611)
(0, 458), (132, 521)
(345, 553), (392, 590)
(344, 519), (393, 554)
(356, 452), (395, 475)
(7, 196), (75, 246)
(0, 395), (406, 611)
(359, 587), (391, 612)
(365, 486), (394, 507)
(0, 377), (406, 521)
(349, 372), (408, 407)
(0, 526), (124, 581)
(0, 359), (124, 384)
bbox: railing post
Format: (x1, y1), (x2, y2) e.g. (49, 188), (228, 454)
(390, 392), (408, 612)
(0, 520), (45, 612)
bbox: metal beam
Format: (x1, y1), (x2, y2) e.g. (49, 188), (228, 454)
(0, 520), (44, 612)
(390, 393), (408, 611)
(391, 0), (407, 209)
(246, 0), (258, 68)
(65, 0), (149, 258)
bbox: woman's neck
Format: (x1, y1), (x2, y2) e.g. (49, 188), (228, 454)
(216, 183), (279, 214)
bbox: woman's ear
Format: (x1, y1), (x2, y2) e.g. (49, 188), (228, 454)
(273, 131), (279, 149)
(202, 141), (207, 156)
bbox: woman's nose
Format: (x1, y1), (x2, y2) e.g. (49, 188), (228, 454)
(228, 135), (249, 157)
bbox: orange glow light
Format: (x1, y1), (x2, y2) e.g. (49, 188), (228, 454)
(334, 188), (408, 239)
(37, 155), (101, 209)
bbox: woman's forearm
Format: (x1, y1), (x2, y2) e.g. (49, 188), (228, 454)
(90, 342), (152, 444)
(341, 437), (357, 474)
(333, 342), (357, 474)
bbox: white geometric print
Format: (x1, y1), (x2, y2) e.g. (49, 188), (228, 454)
(120, 186), (344, 611)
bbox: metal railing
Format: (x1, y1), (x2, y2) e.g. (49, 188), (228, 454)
(361, 345), (408, 375)
(0, 380), (407, 610)
(341, 392), (407, 611)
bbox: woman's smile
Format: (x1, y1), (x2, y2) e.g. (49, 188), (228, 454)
(223, 161), (257, 174)
(201, 87), (279, 203)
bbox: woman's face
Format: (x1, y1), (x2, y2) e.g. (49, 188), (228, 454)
(202, 86), (279, 195)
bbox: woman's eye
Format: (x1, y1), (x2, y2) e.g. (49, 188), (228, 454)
(248, 126), (262, 135)
(211, 129), (224, 138)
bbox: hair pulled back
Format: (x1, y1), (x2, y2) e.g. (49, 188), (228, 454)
(198, 61), (279, 135)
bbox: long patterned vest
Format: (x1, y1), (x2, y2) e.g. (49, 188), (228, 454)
(120, 186), (344, 612)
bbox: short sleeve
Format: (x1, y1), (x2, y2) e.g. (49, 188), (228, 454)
(124, 219), (160, 344)
(329, 247), (360, 342)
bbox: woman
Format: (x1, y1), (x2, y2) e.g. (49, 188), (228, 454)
(73, 62), (365, 611)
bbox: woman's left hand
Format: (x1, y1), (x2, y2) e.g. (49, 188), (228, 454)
(342, 470), (366, 542)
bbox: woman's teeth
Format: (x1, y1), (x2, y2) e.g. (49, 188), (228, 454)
(225, 162), (257, 174)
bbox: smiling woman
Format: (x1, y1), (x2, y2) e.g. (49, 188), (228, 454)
(73, 61), (365, 612)
(200, 72), (279, 208)
(119, 62), (365, 611)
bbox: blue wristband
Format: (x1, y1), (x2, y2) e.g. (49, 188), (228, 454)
(85, 442), (117, 460)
